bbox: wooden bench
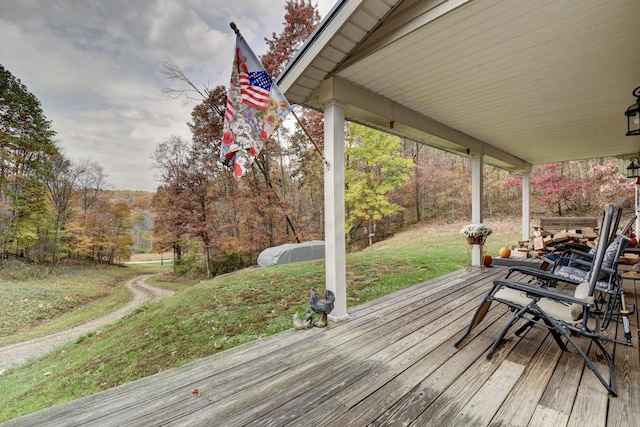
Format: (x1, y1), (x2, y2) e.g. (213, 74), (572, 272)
(538, 216), (599, 232)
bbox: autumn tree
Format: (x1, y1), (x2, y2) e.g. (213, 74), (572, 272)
(0, 64), (145, 265)
(0, 63), (60, 257)
(259, 0), (323, 243)
(344, 123), (413, 244)
(530, 162), (600, 216)
(151, 135), (191, 265)
(101, 201), (134, 263)
(174, 165), (216, 276)
(151, 185), (188, 270)
(177, 93), (224, 276)
(7, 178), (50, 258)
(68, 199), (133, 263)
(262, 0), (321, 77)
(399, 140), (424, 223)
(152, 131), (225, 276)
(76, 160), (108, 214)
(284, 111), (325, 239)
(39, 155), (105, 261)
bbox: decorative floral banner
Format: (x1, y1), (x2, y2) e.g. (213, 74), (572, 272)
(221, 33), (291, 180)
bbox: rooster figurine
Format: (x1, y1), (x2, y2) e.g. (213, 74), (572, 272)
(309, 287), (335, 327)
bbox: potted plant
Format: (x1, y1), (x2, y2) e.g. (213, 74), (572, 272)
(460, 223), (493, 245)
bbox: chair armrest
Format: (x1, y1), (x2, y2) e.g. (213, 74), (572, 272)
(565, 248), (594, 259)
(493, 279), (595, 307)
(506, 265), (582, 285)
(552, 255), (592, 270)
(600, 265), (616, 275)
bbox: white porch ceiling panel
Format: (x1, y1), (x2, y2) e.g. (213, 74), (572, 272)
(278, 0), (640, 172)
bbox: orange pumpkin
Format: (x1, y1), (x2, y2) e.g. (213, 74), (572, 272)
(498, 247), (511, 258)
(482, 254), (493, 266)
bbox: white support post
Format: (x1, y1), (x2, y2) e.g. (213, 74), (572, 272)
(471, 154), (483, 266)
(521, 172), (531, 241)
(323, 101), (348, 322)
(635, 183), (640, 238)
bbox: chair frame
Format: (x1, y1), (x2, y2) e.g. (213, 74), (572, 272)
(504, 232), (633, 341)
(455, 204), (621, 396)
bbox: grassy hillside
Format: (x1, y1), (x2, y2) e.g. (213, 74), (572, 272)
(0, 261), (169, 347)
(0, 220), (519, 422)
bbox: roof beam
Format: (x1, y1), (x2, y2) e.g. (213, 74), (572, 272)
(319, 76), (531, 172)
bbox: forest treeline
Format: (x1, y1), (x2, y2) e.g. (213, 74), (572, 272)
(1, 1), (635, 273)
(0, 63), (153, 264)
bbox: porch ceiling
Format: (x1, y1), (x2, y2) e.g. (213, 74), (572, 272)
(278, 0), (640, 172)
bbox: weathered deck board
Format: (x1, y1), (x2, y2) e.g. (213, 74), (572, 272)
(240, 284), (501, 426)
(198, 269), (508, 426)
(403, 322), (544, 426)
(449, 359), (526, 426)
(489, 333), (562, 427)
(607, 277), (640, 427)
(1, 263), (639, 427)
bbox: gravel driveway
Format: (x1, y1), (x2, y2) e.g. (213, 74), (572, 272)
(0, 275), (174, 371)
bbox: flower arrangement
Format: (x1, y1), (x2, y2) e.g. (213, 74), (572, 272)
(460, 223), (493, 238)
(460, 223), (492, 244)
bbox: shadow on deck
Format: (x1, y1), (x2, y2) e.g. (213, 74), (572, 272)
(2, 263), (638, 426)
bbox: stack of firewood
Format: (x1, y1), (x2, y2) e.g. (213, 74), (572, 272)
(510, 225), (598, 259)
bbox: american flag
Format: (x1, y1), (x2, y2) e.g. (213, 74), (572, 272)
(239, 70), (272, 110)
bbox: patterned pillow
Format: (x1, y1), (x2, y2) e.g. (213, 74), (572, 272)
(602, 241), (619, 269)
(555, 266), (589, 282)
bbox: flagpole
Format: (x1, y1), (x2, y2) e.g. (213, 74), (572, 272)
(292, 110), (330, 169)
(229, 21), (329, 170)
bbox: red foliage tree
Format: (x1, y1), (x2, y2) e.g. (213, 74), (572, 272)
(530, 162), (599, 216)
(262, 0), (321, 77)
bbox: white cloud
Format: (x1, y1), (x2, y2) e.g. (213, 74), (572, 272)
(0, 0), (338, 191)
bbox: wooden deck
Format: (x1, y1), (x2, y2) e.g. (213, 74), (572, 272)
(2, 263), (639, 426)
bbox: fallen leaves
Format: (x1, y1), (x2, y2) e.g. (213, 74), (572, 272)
(192, 388), (201, 397)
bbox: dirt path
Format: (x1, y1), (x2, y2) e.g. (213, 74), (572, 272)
(0, 275), (174, 371)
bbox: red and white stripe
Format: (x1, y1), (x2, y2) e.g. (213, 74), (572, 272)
(224, 97), (236, 123)
(239, 72), (271, 110)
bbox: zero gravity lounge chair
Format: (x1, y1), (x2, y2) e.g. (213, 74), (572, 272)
(455, 204), (621, 396)
(503, 232), (633, 338)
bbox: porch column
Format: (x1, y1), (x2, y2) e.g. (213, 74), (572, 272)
(521, 172), (531, 241)
(636, 183), (640, 240)
(471, 154), (483, 266)
(323, 100), (348, 322)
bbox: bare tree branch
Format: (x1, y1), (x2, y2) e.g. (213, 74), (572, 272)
(160, 60), (210, 105)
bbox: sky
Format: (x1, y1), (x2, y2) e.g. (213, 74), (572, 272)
(0, 0), (335, 191)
